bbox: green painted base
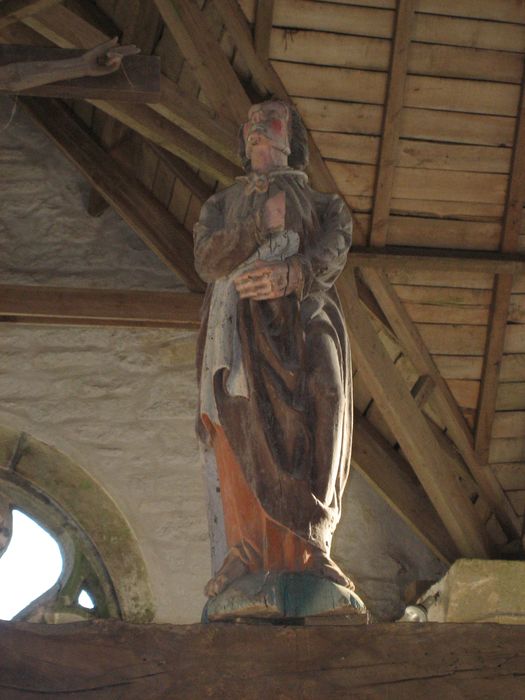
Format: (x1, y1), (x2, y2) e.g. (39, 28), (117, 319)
(203, 572), (367, 622)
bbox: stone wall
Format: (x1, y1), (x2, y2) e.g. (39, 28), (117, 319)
(0, 97), (445, 622)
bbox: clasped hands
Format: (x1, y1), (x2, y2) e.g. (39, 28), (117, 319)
(234, 191), (302, 301)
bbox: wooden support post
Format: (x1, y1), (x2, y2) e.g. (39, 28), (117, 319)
(0, 285), (201, 328)
(340, 269), (492, 558)
(20, 97), (204, 292)
(475, 57), (525, 464)
(369, 0), (417, 247)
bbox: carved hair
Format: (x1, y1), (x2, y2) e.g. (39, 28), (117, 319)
(239, 100), (309, 172)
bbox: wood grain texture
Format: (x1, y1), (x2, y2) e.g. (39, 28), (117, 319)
(154, 0), (250, 123)
(361, 270), (520, 539)
(340, 270), (492, 557)
(0, 286), (202, 327)
(0, 0), (61, 28)
(254, 0), (274, 61)
(2, 620), (525, 699)
(0, 44), (161, 101)
(476, 56), (525, 463)
(370, 0), (416, 247)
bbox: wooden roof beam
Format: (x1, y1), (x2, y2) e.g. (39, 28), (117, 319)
(0, 285), (201, 328)
(20, 96), (204, 292)
(475, 60), (525, 465)
(369, 0), (417, 248)
(350, 246), (525, 275)
(18, 4), (240, 166)
(153, 0), (251, 124)
(0, 0), (61, 29)
(212, 0), (336, 192)
(254, 0), (274, 63)
(360, 270), (520, 539)
(340, 270), (493, 558)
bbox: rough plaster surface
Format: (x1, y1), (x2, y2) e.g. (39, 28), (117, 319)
(0, 97), (445, 623)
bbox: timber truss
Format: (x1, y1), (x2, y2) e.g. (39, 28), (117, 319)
(1, 0), (525, 564)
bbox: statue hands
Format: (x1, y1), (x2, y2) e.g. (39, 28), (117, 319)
(234, 258), (303, 301)
(81, 38), (140, 77)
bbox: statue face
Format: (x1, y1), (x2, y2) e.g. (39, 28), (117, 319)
(243, 101), (291, 161)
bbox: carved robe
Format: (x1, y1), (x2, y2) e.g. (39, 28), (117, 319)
(194, 169), (352, 558)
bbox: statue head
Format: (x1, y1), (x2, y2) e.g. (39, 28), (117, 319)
(239, 99), (309, 172)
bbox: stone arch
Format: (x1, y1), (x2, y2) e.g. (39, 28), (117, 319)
(0, 424), (154, 623)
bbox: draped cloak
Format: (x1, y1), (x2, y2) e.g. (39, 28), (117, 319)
(194, 169), (353, 553)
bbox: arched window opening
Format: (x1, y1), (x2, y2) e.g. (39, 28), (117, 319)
(0, 509), (62, 621)
(0, 426), (155, 624)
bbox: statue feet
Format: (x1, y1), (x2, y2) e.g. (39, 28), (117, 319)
(203, 571), (367, 622)
(310, 552), (355, 591)
(204, 547), (248, 598)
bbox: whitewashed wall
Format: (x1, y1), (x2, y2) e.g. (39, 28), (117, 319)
(0, 97), (445, 623)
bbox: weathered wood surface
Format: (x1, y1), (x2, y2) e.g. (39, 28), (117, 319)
(1, 620), (525, 699)
(369, 0), (416, 247)
(0, 286), (202, 328)
(475, 59), (525, 464)
(0, 44), (161, 101)
(0, 0), (61, 28)
(350, 247), (525, 275)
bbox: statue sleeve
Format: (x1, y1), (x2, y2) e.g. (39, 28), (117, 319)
(193, 192), (262, 283)
(294, 194), (353, 297)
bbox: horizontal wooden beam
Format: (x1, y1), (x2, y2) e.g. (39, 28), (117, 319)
(350, 246), (525, 274)
(16, 5), (240, 172)
(20, 97), (204, 292)
(0, 0), (61, 29)
(0, 45), (161, 101)
(0, 285), (202, 328)
(1, 620), (525, 698)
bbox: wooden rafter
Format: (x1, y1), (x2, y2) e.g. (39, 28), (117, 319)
(475, 58), (525, 464)
(0, 285), (201, 328)
(20, 96), (204, 292)
(350, 247), (525, 275)
(254, 0), (274, 63)
(340, 272), (492, 558)
(17, 5), (240, 167)
(212, 0), (335, 192)
(369, 0), (417, 247)
(0, 0), (61, 29)
(147, 143), (214, 204)
(153, 0), (250, 124)
(361, 269), (521, 538)
(89, 100), (240, 185)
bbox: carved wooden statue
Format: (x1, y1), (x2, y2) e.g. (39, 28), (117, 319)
(195, 100), (360, 617)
